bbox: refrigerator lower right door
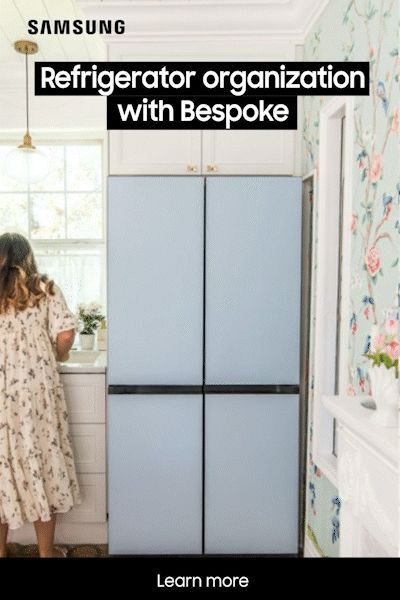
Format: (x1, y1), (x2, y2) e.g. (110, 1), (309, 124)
(205, 394), (299, 554)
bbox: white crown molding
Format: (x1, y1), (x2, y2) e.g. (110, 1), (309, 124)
(300, 0), (330, 37)
(77, 0), (330, 41)
(98, 31), (307, 42)
(79, 1), (294, 6)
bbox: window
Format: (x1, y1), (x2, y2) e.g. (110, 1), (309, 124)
(0, 142), (105, 313)
(334, 115), (347, 394)
(332, 115), (347, 457)
(311, 98), (353, 486)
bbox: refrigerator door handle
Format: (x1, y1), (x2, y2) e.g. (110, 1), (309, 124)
(108, 385), (203, 395)
(108, 384), (300, 395)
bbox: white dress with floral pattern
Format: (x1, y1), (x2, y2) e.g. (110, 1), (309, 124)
(0, 284), (81, 529)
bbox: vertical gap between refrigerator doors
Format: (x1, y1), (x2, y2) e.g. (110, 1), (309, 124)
(202, 176), (207, 555)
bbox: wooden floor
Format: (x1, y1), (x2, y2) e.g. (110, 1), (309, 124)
(6, 543), (108, 558)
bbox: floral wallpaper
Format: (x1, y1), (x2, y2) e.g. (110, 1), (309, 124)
(302, 0), (399, 557)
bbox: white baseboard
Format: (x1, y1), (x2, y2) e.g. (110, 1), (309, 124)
(304, 537), (322, 558)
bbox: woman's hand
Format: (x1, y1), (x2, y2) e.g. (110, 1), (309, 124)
(56, 329), (75, 362)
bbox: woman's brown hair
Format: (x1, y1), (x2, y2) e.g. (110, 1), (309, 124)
(0, 233), (54, 314)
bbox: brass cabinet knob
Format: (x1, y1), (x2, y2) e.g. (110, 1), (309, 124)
(206, 164), (218, 173)
(186, 164), (198, 173)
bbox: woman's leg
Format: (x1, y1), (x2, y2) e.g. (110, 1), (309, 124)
(34, 516), (65, 558)
(0, 523), (8, 557)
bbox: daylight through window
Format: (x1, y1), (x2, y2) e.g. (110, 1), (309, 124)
(0, 142), (105, 312)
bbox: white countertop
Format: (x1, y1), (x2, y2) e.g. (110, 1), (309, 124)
(58, 350), (107, 374)
(323, 395), (398, 464)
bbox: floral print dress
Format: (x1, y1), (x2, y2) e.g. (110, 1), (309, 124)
(0, 284), (81, 529)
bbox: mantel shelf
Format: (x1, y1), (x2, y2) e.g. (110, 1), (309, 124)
(322, 395), (398, 465)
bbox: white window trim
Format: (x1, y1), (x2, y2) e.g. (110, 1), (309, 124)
(311, 97), (354, 487)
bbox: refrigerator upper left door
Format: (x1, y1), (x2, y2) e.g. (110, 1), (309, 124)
(108, 177), (204, 385)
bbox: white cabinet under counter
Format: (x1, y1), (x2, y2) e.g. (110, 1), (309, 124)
(9, 362), (107, 546)
(323, 395), (398, 558)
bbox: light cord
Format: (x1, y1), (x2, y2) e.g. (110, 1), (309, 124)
(25, 51), (29, 134)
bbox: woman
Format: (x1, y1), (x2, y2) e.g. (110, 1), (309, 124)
(0, 233), (81, 558)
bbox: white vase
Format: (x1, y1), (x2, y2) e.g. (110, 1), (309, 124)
(79, 333), (95, 350)
(368, 366), (399, 427)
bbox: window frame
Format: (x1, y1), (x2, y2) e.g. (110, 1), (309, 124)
(310, 97), (354, 487)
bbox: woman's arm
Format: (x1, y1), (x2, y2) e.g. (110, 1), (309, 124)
(55, 329), (75, 362)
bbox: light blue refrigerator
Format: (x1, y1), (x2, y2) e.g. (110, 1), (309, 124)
(108, 176), (301, 555)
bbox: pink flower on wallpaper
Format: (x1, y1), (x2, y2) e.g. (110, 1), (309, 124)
(347, 385), (357, 397)
(365, 245), (381, 277)
(385, 341), (399, 360)
(363, 306), (370, 320)
(385, 319), (398, 335)
(391, 109), (399, 134)
(369, 46), (376, 58)
(369, 154), (383, 183)
(351, 213), (358, 233)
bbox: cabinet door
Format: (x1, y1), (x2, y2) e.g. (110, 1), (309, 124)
(109, 130), (202, 175)
(69, 424), (106, 474)
(202, 131), (295, 175)
(205, 394), (299, 554)
(206, 176), (301, 385)
(108, 395), (203, 555)
(108, 176), (204, 385)
(59, 474), (106, 524)
(61, 374), (105, 424)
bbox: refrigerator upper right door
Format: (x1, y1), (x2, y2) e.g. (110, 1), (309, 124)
(205, 177), (302, 386)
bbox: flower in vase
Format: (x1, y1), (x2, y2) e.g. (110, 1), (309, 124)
(385, 341), (399, 361)
(371, 334), (385, 352)
(385, 319), (398, 336)
(77, 302), (105, 335)
(365, 317), (399, 380)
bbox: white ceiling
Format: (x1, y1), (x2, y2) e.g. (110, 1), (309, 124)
(0, 0), (329, 86)
(77, 0), (330, 38)
(0, 0), (106, 70)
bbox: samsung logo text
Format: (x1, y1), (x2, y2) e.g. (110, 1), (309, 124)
(27, 20), (125, 36)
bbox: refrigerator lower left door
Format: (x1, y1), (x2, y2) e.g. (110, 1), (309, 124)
(108, 395), (203, 555)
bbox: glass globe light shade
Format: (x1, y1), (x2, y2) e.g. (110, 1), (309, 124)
(5, 145), (49, 184)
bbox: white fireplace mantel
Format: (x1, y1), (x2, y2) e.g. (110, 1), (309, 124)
(323, 395), (398, 558)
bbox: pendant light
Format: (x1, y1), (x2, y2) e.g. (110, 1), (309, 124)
(5, 40), (49, 184)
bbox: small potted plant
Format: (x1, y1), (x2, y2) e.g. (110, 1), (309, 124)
(77, 302), (105, 350)
(365, 314), (399, 427)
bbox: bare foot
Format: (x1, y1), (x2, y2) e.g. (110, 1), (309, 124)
(53, 547), (68, 558)
(40, 546), (68, 558)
